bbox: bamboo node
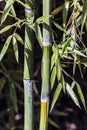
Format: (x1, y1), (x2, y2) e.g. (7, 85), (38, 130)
(42, 41), (52, 46)
(25, 8), (35, 13)
(41, 97), (49, 102)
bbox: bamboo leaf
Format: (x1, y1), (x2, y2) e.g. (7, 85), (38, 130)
(73, 49), (87, 57)
(51, 52), (56, 70)
(71, 81), (75, 89)
(52, 20), (66, 32)
(56, 59), (62, 81)
(12, 36), (19, 63)
(13, 81), (24, 93)
(63, 1), (69, 27)
(51, 4), (64, 15)
(36, 15), (51, 23)
(50, 83), (62, 112)
(9, 82), (18, 112)
(10, 5), (16, 17)
(34, 24), (42, 46)
(0, 25), (12, 34)
(51, 66), (56, 89)
(81, 0), (87, 31)
(16, 0), (32, 8)
(0, 78), (6, 93)
(75, 82), (86, 110)
(14, 33), (24, 45)
(66, 83), (80, 108)
(73, 58), (76, 75)
(1, 0), (14, 24)
(0, 35), (12, 61)
(61, 74), (65, 92)
(62, 37), (72, 54)
(48, 118), (59, 128)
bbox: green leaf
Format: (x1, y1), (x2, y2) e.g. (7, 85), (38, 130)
(36, 15), (51, 23)
(63, 1), (69, 27)
(12, 36), (19, 63)
(0, 35), (12, 61)
(73, 58), (77, 75)
(51, 66), (56, 89)
(81, 0), (87, 31)
(1, 0), (14, 24)
(56, 59), (62, 81)
(71, 81), (75, 89)
(62, 37), (72, 54)
(50, 83), (62, 112)
(75, 82), (86, 110)
(14, 33), (24, 45)
(10, 5), (16, 17)
(66, 83), (80, 108)
(61, 74), (65, 92)
(34, 24), (42, 46)
(48, 118), (59, 128)
(0, 25), (12, 34)
(0, 78), (6, 93)
(73, 49), (87, 57)
(9, 82), (18, 112)
(52, 20), (66, 32)
(16, 0), (33, 8)
(13, 81), (24, 93)
(51, 4), (64, 15)
(51, 52), (56, 70)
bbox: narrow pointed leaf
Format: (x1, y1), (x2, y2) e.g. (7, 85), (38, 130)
(61, 74), (65, 92)
(63, 1), (69, 27)
(52, 20), (66, 32)
(34, 24), (42, 46)
(10, 5), (16, 17)
(12, 36), (19, 63)
(51, 52), (56, 70)
(51, 4), (64, 15)
(0, 78), (6, 93)
(81, 0), (87, 31)
(75, 82), (86, 110)
(14, 33), (24, 45)
(16, 0), (33, 8)
(9, 82), (18, 112)
(66, 83), (80, 108)
(50, 83), (62, 112)
(0, 35), (12, 61)
(51, 66), (56, 89)
(0, 25), (12, 34)
(62, 37), (72, 54)
(1, 0), (14, 23)
(36, 15), (51, 23)
(48, 118), (59, 128)
(56, 59), (62, 81)
(13, 81), (24, 93)
(73, 49), (86, 57)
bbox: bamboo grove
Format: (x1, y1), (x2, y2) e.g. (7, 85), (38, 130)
(0, 0), (87, 130)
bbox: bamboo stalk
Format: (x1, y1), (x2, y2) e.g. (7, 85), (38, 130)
(40, 0), (52, 130)
(24, 1), (34, 130)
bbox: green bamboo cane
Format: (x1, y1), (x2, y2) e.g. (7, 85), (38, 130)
(24, 1), (34, 130)
(40, 0), (52, 130)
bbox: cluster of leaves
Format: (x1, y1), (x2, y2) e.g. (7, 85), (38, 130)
(50, 0), (87, 112)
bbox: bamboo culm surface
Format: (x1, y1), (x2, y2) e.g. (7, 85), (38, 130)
(24, 1), (34, 130)
(40, 0), (52, 130)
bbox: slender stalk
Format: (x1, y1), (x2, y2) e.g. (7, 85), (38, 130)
(40, 0), (52, 130)
(24, 1), (34, 130)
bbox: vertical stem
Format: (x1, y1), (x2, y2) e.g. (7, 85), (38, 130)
(24, 1), (34, 130)
(40, 0), (51, 130)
